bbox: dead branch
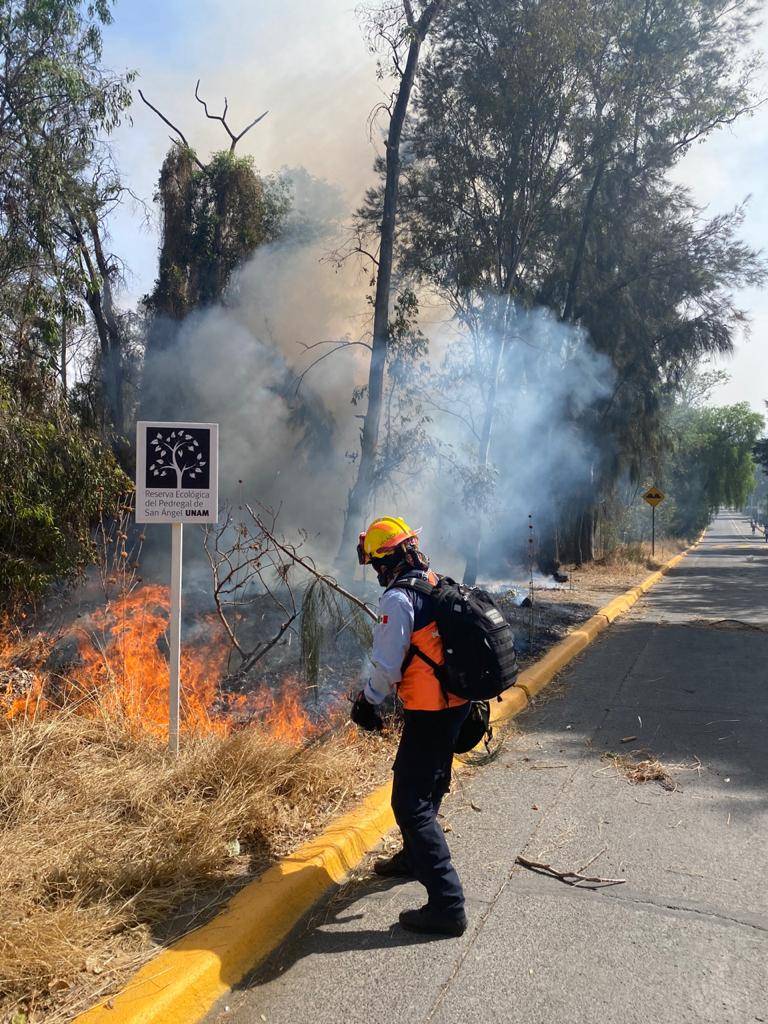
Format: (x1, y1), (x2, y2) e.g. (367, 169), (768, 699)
(203, 507), (299, 676)
(246, 503), (377, 621)
(515, 854), (626, 888)
(294, 339), (373, 395)
(195, 79), (268, 153)
(137, 90), (206, 170)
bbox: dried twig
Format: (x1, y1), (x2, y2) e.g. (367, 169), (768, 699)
(95, 494), (144, 604)
(597, 751), (703, 791)
(515, 854), (626, 888)
(204, 504), (374, 697)
(247, 504), (377, 621)
(139, 82), (268, 168)
(203, 505), (299, 676)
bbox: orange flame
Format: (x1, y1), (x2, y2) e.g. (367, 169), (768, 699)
(0, 623), (47, 721)
(1, 588), (319, 744)
(68, 584), (229, 738)
(258, 677), (317, 745)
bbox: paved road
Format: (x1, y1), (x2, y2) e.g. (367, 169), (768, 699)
(208, 513), (768, 1024)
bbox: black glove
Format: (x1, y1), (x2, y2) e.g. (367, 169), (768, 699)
(350, 690), (383, 732)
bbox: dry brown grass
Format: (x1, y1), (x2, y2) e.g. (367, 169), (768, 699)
(595, 537), (687, 573)
(0, 703), (393, 1023)
(553, 538), (690, 601)
(599, 750), (702, 791)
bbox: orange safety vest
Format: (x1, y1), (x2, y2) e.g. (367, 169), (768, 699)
(395, 570), (468, 712)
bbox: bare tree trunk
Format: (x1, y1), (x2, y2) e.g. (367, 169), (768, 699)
(336, 0), (443, 565)
(558, 488), (596, 565)
(86, 214), (125, 436)
(463, 292), (520, 585)
(68, 209), (125, 441)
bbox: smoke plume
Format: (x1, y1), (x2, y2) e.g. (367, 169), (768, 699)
(140, 173), (612, 580)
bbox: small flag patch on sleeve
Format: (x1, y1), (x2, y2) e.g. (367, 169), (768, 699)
(378, 614), (389, 624)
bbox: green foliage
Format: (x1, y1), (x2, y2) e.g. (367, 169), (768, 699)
(665, 401), (764, 534)
(359, 0), (764, 566)
(147, 148), (291, 321)
(0, 0), (135, 441)
(0, 372), (130, 607)
(0, 0), (133, 329)
(753, 428), (768, 476)
(300, 578), (373, 693)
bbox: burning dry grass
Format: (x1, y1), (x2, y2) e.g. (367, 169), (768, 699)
(0, 706), (393, 1023)
(0, 594), (394, 1023)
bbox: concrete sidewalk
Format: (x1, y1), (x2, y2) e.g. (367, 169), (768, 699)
(207, 513), (768, 1024)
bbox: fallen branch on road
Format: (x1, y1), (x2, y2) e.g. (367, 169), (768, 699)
(515, 854), (626, 888)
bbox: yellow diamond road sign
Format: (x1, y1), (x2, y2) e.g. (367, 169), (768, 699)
(643, 487), (665, 507)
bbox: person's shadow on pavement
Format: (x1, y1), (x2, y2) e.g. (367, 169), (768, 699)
(236, 872), (468, 993)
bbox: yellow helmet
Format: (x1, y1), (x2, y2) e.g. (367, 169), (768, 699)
(357, 515), (418, 564)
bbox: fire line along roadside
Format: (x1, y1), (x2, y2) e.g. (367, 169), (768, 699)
(135, 421), (219, 754)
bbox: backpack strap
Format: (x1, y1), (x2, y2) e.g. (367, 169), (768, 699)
(401, 644), (442, 675)
(400, 644), (451, 709)
(386, 576), (435, 598)
(392, 577), (451, 708)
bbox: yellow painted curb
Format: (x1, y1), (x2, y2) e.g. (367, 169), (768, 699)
(74, 530), (705, 1024)
(75, 784), (395, 1024)
(495, 528), (706, 717)
(489, 682), (528, 724)
(516, 630), (591, 699)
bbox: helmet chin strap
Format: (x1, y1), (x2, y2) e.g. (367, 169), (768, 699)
(372, 555), (406, 588)
(372, 542), (429, 588)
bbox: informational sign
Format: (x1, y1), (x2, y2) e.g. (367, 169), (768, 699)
(134, 421), (219, 754)
(135, 421), (219, 525)
(643, 486), (665, 508)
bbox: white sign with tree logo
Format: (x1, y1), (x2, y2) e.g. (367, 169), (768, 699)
(135, 421), (219, 524)
(134, 421), (219, 754)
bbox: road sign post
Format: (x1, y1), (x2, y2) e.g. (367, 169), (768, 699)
(135, 421), (219, 754)
(642, 487), (666, 557)
(169, 522), (183, 755)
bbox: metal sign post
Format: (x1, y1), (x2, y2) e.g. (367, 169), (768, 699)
(652, 504), (656, 558)
(135, 421), (219, 754)
(642, 487), (666, 558)
(168, 522), (183, 755)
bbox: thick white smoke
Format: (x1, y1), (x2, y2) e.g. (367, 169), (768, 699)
(140, 174), (612, 580)
(369, 305), (614, 579)
(139, 169), (368, 561)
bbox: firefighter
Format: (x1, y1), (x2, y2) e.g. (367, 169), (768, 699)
(350, 516), (470, 937)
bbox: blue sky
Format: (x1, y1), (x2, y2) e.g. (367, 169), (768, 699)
(101, 1), (768, 416)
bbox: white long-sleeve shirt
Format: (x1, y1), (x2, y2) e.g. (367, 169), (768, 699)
(362, 587), (415, 705)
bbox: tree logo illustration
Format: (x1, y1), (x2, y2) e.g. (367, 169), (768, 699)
(145, 427), (211, 490)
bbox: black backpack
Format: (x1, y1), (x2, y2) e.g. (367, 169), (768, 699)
(391, 576), (519, 702)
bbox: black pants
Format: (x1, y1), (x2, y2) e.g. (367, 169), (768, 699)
(391, 703), (470, 915)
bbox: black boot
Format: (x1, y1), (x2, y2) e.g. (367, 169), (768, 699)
(399, 904), (467, 937)
(373, 848), (414, 878)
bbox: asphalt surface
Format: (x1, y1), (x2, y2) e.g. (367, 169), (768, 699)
(207, 512), (768, 1024)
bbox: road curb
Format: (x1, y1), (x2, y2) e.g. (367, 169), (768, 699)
(74, 534), (704, 1024)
